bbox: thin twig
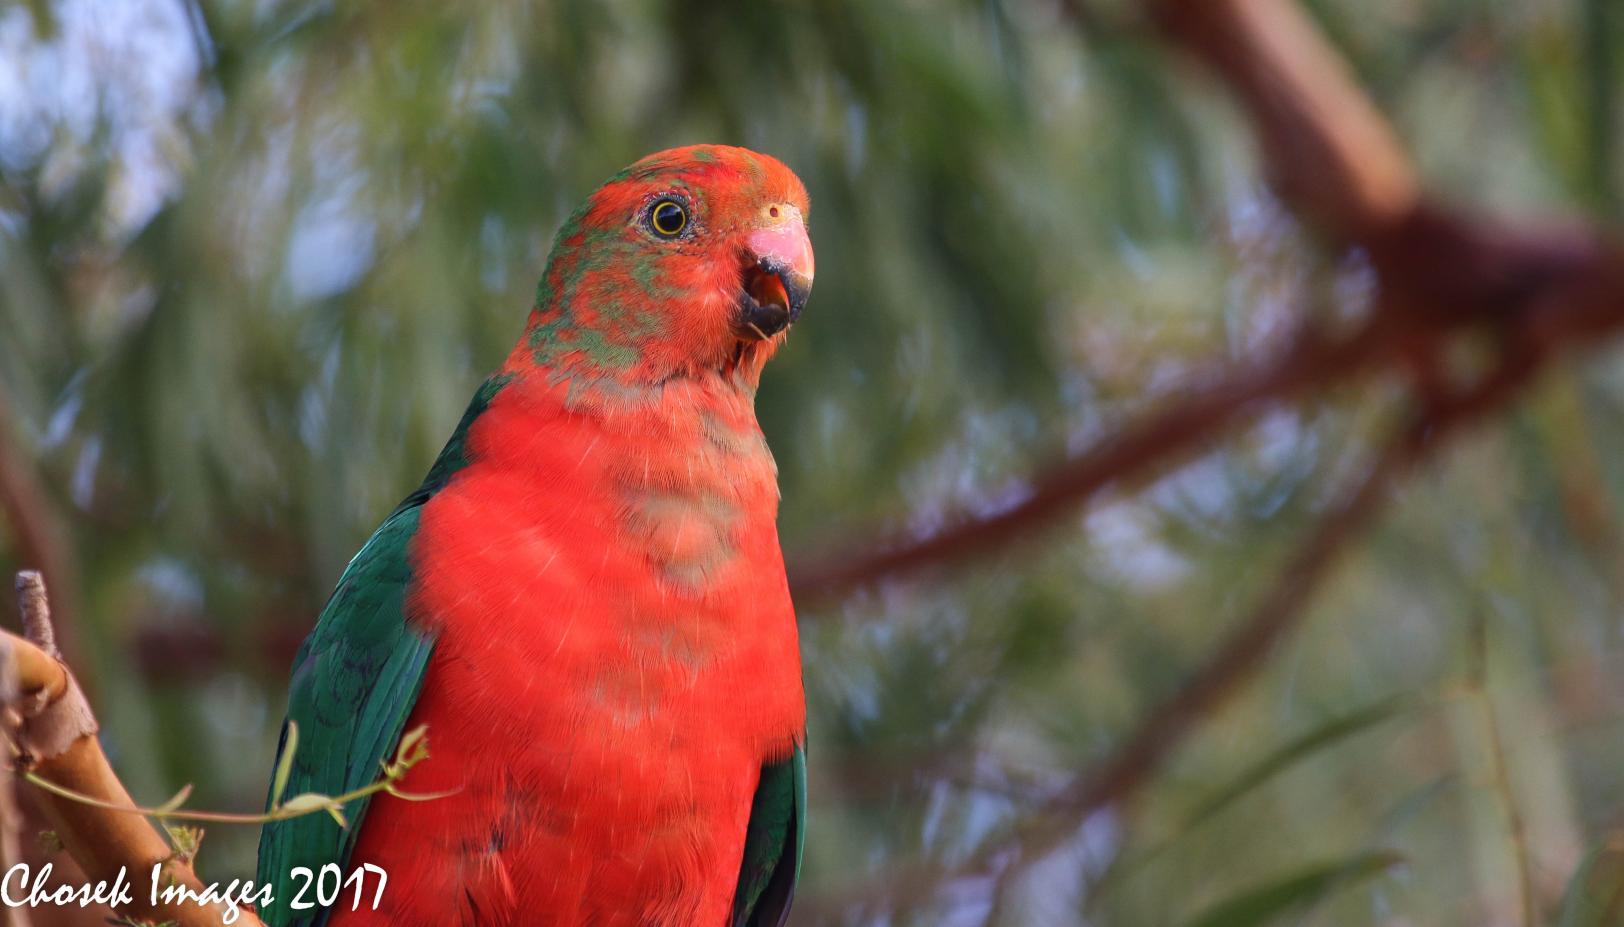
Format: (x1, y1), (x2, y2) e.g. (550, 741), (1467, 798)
(790, 323), (1387, 599)
(812, 414), (1414, 917)
(950, 344), (1543, 902)
(20, 724), (449, 827)
(808, 346), (1541, 915)
(790, 0), (1624, 605)
(1467, 612), (1538, 927)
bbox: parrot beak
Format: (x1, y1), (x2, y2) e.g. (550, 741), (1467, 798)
(738, 214), (814, 340)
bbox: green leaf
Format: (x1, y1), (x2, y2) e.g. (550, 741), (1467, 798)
(1181, 697), (1410, 831)
(1182, 851), (1403, 927)
(1557, 835), (1624, 927)
(163, 825), (204, 865)
(271, 721), (299, 808)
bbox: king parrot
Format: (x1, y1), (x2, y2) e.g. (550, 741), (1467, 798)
(257, 145), (814, 927)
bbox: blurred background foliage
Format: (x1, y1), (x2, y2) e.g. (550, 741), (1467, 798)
(1, 0), (1623, 924)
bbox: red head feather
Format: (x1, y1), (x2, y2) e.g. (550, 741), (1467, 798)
(513, 145), (813, 387)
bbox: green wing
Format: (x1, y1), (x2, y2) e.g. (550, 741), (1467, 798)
(732, 744), (807, 927)
(255, 375), (507, 926)
(254, 497), (436, 927)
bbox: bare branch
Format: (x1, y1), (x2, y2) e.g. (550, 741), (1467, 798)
(799, 0), (1624, 916)
(790, 323), (1388, 599)
(965, 348), (1540, 892)
(1147, 0), (1418, 240)
(6, 573), (264, 927)
(802, 411), (1413, 918)
(793, 1), (1624, 602)
(808, 346), (1542, 916)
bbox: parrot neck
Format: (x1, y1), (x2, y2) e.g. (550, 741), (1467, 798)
(513, 220), (782, 388)
(517, 295), (780, 388)
(456, 358), (783, 599)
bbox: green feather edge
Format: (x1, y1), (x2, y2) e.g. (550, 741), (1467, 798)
(732, 744), (807, 927)
(255, 500), (434, 927)
(255, 375), (510, 926)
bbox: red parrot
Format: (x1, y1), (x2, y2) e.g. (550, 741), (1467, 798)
(257, 145), (813, 926)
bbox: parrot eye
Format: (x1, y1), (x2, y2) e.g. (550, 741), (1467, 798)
(648, 199), (688, 239)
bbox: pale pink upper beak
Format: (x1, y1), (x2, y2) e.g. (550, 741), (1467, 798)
(744, 210), (814, 326)
(746, 221), (815, 288)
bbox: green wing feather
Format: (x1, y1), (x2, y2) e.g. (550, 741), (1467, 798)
(732, 744), (807, 927)
(255, 375), (510, 927)
(254, 499), (435, 927)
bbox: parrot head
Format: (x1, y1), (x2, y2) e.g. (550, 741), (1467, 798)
(523, 145), (814, 385)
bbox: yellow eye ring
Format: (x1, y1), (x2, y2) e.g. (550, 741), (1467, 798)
(649, 199), (688, 238)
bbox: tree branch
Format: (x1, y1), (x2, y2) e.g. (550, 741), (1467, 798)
(963, 345), (1541, 894)
(792, 1), (1624, 601)
(791, 321), (1387, 598)
(1146, 0), (1418, 240)
(800, 0), (1624, 916)
(5, 573), (263, 927)
(807, 345), (1542, 917)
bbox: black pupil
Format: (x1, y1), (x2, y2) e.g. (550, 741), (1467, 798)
(653, 202), (684, 235)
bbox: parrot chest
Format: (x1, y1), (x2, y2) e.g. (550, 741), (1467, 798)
(345, 376), (804, 926)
